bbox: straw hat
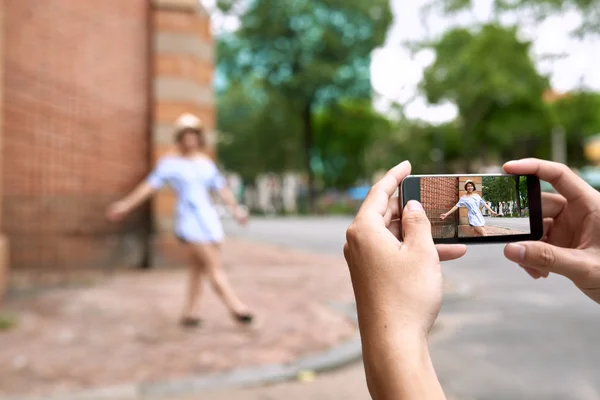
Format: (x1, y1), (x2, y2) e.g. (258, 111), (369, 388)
(464, 179), (476, 191)
(174, 113), (202, 132)
(173, 113), (204, 143)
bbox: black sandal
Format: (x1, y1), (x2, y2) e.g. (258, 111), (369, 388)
(180, 317), (202, 328)
(233, 312), (254, 325)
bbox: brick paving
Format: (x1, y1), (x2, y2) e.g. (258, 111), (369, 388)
(0, 239), (356, 397)
(460, 225), (526, 237)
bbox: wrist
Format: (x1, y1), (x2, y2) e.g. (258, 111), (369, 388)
(119, 199), (132, 211)
(363, 334), (442, 400)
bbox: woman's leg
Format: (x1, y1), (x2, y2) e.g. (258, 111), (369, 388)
(182, 244), (206, 321)
(190, 243), (250, 315)
(473, 226), (488, 236)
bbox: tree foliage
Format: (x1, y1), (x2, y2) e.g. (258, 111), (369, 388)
(432, 0), (600, 36)
(482, 176), (517, 204)
(313, 100), (393, 189)
(519, 175), (529, 208)
(420, 24), (552, 169)
(216, 0), (393, 209)
(216, 79), (303, 181)
(550, 91), (600, 167)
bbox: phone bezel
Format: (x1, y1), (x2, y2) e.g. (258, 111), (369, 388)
(399, 174), (543, 244)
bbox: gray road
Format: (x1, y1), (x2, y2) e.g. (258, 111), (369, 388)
(485, 217), (530, 232)
(214, 217), (600, 400)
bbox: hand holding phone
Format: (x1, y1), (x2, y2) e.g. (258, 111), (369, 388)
(401, 173), (543, 244)
(501, 159), (600, 303)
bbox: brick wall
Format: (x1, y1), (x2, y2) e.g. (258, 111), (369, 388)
(420, 177), (459, 239)
(1, 0), (151, 270)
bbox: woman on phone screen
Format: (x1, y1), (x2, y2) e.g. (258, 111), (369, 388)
(106, 113), (254, 328)
(440, 180), (497, 236)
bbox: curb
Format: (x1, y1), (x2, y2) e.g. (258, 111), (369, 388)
(4, 286), (472, 400)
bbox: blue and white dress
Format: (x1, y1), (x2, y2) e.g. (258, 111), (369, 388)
(456, 194), (486, 227)
(146, 156), (226, 244)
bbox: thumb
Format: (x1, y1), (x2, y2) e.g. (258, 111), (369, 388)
(504, 242), (590, 281)
(402, 201), (434, 249)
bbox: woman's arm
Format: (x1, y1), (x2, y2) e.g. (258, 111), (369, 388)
(217, 187), (248, 225)
(106, 182), (156, 222)
(481, 201), (497, 215)
(440, 205), (459, 219)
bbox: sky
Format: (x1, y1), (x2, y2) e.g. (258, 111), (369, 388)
(201, 0), (600, 124)
(371, 0), (600, 124)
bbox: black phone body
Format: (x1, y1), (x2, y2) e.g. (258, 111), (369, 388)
(400, 174), (543, 244)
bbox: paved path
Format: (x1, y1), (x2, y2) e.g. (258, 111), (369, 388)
(0, 239), (355, 398)
(215, 217), (600, 400)
(485, 217), (530, 232)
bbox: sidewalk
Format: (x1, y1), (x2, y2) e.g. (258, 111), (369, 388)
(0, 239), (356, 398)
(484, 226), (526, 235)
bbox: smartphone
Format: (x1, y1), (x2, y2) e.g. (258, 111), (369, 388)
(400, 174), (543, 244)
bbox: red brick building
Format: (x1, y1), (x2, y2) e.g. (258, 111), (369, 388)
(420, 176), (483, 238)
(0, 0), (215, 295)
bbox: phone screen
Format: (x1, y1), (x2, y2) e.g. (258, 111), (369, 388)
(401, 174), (543, 244)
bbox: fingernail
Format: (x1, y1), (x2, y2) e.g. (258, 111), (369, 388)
(398, 160), (410, 168)
(406, 200), (424, 212)
(505, 243), (526, 262)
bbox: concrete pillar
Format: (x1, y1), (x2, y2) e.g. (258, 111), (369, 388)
(150, 0), (215, 263)
(457, 176), (482, 237)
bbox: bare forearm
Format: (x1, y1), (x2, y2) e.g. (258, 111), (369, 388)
(363, 332), (445, 400)
(218, 187), (239, 211)
(119, 182), (155, 213)
(445, 206), (458, 215)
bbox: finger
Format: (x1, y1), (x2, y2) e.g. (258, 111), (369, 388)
(388, 219), (401, 239)
(520, 265), (543, 279)
(542, 192), (567, 219)
(401, 201), (434, 251)
(383, 197), (401, 226)
(504, 242), (590, 281)
(503, 158), (592, 202)
(543, 218), (553, 240)
(522, 265), (549, 279)
(437, 244), (467, 262)
(359, 161), (411, 217)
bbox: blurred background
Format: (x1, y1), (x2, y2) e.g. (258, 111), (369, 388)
(0, 0), (599, 399)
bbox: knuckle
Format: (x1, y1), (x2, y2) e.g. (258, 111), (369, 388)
(345, 223), (360, 243)
(366, 184), (379, 198)
(536, 245), (556, 267)
(402, 211), (428, 225)
(343, 242), (350, 260)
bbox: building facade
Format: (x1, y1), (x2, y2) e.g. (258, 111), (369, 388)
(0, 0), (215, 296)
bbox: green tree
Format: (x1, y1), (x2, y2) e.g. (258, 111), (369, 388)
(217, 0), (392, 211)
(313, 100), (393, 189)
(519, 175), (529, 210)
(420, 24), (552, 170)
(482, 176), (516, 211)
(216, 79), (303, 181)
(550, 91), (600, 167)
(432, 0), (600, 36)
(368, 119), (465, 174)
